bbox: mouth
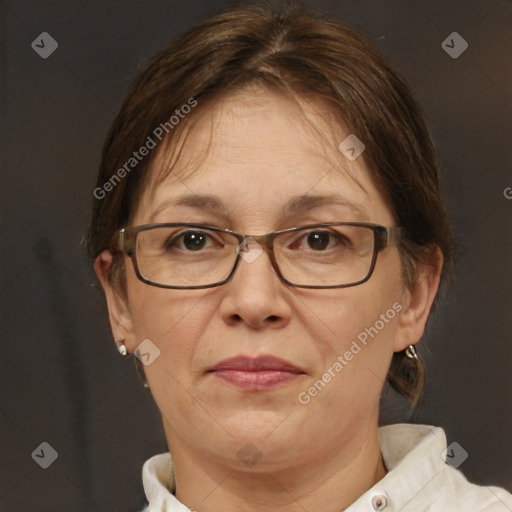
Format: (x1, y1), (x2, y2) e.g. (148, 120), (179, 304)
(207, 355), (305, 392)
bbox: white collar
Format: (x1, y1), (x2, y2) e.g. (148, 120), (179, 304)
(140, 423), (511, 511)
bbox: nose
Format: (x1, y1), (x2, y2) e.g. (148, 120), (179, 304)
(219, 239), (292, 329)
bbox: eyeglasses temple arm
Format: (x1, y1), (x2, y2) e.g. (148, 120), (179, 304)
(118, 228), (126, 252)
(386, 226), (402, 247)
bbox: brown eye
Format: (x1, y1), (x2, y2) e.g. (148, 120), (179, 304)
(307, 231), (331, 250)
(164, 231), (211, 251)
(181, 231), (207, 251)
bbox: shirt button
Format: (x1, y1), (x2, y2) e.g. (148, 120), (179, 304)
(371, 494), (388, 511)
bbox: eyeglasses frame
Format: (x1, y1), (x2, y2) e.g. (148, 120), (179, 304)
(117, 222), (402, 290)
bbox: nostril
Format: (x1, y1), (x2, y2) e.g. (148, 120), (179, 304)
(267, 315), (279, 322)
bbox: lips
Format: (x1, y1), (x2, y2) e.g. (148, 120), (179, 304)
(208, 355), (305, 391)
(208, 355), (304, 373)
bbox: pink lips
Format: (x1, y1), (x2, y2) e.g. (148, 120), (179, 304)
(208, 355), (304, 391)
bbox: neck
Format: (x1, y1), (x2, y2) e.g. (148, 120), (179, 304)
(166, 422), (387, 512)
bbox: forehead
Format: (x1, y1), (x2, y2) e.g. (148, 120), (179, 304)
(134, 87), (394, 228)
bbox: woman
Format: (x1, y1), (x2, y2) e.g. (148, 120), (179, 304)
(87, 3), (512, 511)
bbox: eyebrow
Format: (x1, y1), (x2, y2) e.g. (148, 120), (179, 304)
(283, 194), (370, 221)
(149, 193), (370, 223)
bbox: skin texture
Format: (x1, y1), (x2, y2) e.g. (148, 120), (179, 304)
(95, 86), (442, 512)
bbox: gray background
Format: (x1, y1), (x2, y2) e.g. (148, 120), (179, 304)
(1, 0), (511, 510)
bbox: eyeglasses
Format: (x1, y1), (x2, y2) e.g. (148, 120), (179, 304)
(117, 222), (401, 289)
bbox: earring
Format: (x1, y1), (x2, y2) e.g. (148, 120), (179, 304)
(117, 338), (128, 356)
(405, 345), (418, 360)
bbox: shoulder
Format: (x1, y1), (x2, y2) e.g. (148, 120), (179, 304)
(373, 424), (512, 512)
(429, 465), (512, 511)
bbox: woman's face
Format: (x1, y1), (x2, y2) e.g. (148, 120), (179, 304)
(101, 87), (423, 472)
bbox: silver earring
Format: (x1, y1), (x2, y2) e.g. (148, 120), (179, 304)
(117, 338), (128, 356)
(405, 345), (418, 359)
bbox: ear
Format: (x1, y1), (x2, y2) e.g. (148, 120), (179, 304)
(394, 248), (443, 352)
(94, 250), (135, 354)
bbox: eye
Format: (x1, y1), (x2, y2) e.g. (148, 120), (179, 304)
(296, 230), (348, 251)
(306, 231), (333, 251)
(282, 225), (361, 255)
(165, 230), (214, 251)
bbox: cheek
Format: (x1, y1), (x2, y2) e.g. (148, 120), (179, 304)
(127, 284), (218, 425)
(305, 281), (399, 356)
(125, 266), (216, 363)
(303, 256), (403, 392)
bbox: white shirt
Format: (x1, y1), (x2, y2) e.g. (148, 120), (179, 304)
(140, 423), (512, 511)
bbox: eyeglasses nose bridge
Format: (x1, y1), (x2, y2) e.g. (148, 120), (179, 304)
(239, 233), (276, 256)
(234, 233), (280, 273)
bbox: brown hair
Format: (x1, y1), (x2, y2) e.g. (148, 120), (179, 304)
(87, 1), (455, 406)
